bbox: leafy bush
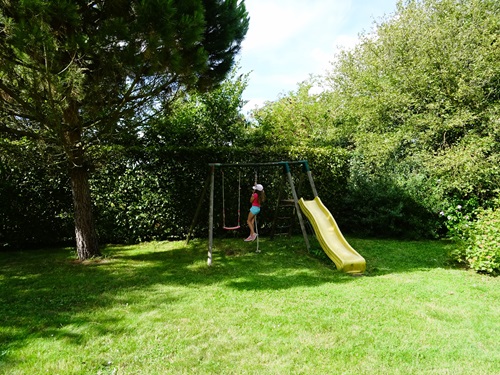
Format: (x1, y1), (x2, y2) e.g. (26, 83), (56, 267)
(4, 141), (490, 248)
(2, 142), (463, 247)
(440, 198), (479, 242)
(447, 195), (500, 276)
(342, 175), (439, 239)
(0, 151), (73, 249)
(89, 145), (353, 244)
(454, 208), (500, 276)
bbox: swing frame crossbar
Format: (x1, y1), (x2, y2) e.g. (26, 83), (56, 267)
(208, 160), (310, 169)
(187, 160), (318, 266)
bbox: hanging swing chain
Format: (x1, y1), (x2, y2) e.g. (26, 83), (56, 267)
(237, 170), (241, 226)
(222, 169), (242, 229)
(222, 170), (226, 227)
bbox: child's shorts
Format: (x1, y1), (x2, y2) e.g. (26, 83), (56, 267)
(250, 206), (261, 215)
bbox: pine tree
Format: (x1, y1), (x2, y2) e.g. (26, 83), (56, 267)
(0, 0), (249, 259)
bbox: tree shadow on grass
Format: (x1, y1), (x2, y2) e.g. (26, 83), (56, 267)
(0, 236), (345, 368)
(110, 237), (356, 291)
(0, 236), (454, 370)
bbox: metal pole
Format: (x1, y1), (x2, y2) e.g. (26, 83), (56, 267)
(255, 215), (260, 253)
(302, 160), (318, 198)
(208, 166), (215, 266)
(284, 163), (310, 251)
(186, 173), (211, 245)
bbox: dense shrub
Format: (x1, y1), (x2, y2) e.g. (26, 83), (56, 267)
(448, 201), (500, 276)
(1, 144), (453, 248)
(343, 176), (440, 239)
(91, 146), (351, 244)
(0, 155), (73, 248)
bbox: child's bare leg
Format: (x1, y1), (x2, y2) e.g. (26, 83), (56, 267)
(247, 212), (255, 235)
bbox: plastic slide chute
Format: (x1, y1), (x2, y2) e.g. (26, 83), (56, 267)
(299, 197), (366, 274)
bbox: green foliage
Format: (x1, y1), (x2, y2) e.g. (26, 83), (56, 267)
(440, 199), (479, 242)
(251, 77), (343, 146)
(90, 145), (352, 244)
(0, 0), (249, 259)
(145, 67), (250, 148)
(0, 142), (73, 248)
(325, 0), (500, 204)
(448, 196), (500, 276)
(463, 207), (500, 275)
(344, 174), (441, 238)
(2, 126), (443, 247)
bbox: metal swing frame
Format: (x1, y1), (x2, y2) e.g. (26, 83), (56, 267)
(186, 160), (318, 266)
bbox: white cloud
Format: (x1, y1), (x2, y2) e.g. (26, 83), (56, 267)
(239, 0), (398, 108)
(242, 1), (317, 52)
(242, 97), (266, 116)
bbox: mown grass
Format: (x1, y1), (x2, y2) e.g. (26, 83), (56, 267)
(1, 236), (499, 374)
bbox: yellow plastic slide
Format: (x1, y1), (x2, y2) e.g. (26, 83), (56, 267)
(298, 197), (366, 274)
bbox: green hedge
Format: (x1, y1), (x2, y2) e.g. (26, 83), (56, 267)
(1, 145), (443, 248)
(91, 146), (351, 243)
(0, 157), (74, 248)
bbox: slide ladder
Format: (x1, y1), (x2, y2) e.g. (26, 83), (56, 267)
(299, 197), (366, 274)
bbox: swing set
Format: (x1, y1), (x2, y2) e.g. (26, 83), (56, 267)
(186, 160), (366, 273)
(187, 161), (316, 266)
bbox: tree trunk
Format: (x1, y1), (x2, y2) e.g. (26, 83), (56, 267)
(62, 99), (100, 261)
(70, 165), (100, 260)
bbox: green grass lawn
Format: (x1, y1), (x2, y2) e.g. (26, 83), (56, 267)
(1, 236), (499, 374)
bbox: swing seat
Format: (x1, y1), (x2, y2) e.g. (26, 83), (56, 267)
(223, 225), (241, 231)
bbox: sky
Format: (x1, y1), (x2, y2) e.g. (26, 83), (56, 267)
(238, 0), (399, 114)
